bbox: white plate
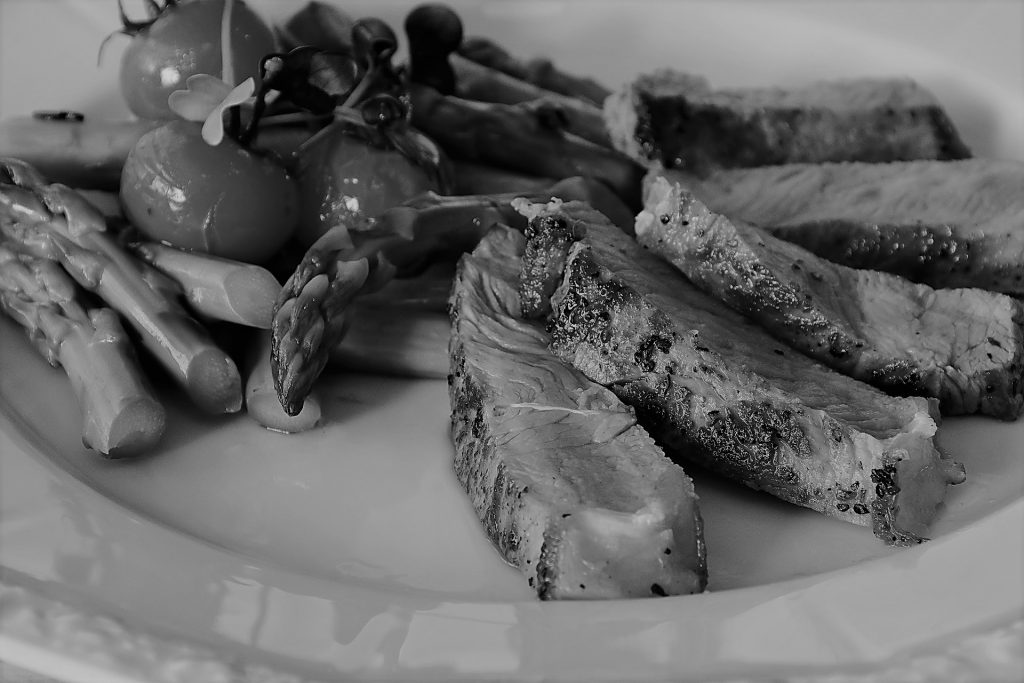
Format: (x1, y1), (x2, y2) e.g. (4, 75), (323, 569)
(1, 2), (1023, 681)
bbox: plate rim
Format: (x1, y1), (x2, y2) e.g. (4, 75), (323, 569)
(2, 1), (1024, 681)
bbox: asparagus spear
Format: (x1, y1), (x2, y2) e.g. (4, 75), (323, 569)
(132, 242), (282, 328)
(271, 228), (394, 415)
(246, 329), (323, 433)
(457, 35), (612, 106)
(449, 56), (611, 148)
(0, 158), (242, 414)
(409, 84), (643, 208)
(0, 243), (165, 456)
(271, 177), (635, 412)
(403, 5), (611, 148)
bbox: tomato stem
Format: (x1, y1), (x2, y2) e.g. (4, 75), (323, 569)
(220, 0), (236, 86)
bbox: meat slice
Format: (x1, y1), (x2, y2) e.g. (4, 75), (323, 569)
(636, 173), (1024, 420)
(448, 225), (706, 599)
(604, 70), (970, 174)
(519, 200), (964, 546)
(670, 160), (1024, 295)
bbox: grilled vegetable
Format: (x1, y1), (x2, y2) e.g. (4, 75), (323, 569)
(458, 35), (612, 106)
(246, 330), (322, 433)
(404, 4), (611, 147)
(409, 84), (643, 208)
(271, 227), (393, 415)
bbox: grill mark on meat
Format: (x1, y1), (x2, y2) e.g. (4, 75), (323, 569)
(449, 225), (706, 599)
(604, 70), (970, 175)
(636, 173), (1024, 419)
(670, 159), (1024, 294)
(522, 201), (964, 545)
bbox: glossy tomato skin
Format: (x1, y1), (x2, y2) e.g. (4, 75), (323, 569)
(120, 0), (275, 120)
(295, 124), (443, 247)
(121, 120), (298, 263)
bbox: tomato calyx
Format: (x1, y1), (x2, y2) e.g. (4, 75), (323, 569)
(242, 18), (409, 146)
(116, 0), (179, 35)
(98, 0), (179, 63)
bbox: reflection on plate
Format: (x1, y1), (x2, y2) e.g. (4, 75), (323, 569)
(1, 1), (1023, 682)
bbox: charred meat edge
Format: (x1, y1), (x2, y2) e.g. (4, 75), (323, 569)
(635, 173), (1024, 420)
(668, 159), (1024, 295)
(518, 200), (965, 546)
(604, 70), (970, 175)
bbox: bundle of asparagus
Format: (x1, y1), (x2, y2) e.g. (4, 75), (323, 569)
(0, 158), (250, 454)
(0, 243), (165, 456)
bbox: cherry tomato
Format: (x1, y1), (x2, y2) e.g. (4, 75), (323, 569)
(119, 0), (276, 120)
(295, 123), (443, 247)
(121, 120), (298, 263)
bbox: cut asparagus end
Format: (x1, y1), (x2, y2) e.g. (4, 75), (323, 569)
(222, 266), (280, 328)
(245, 389), (322, 433)
(134, 242), (282, 329)
(59, 310), (167, 457)
(99, 396), (168, 458)
(184, 349), (243, 414)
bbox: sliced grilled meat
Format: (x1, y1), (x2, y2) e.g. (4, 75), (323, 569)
(670, 160), (1024, 294)
(519, 200), (964, 546)
(604, 70), (970, 175)
(636, 173), (1024, 419)
(449, 225), (706, 599)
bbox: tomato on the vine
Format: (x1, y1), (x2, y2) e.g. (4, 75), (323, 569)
(120, 120), (298, 263)
(295, 123), (445, 247)
(117, 0), (276, 120)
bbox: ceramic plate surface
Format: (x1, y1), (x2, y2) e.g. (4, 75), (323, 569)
(1, 1), (1023, 682)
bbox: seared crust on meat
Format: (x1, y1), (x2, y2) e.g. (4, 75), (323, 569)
(448, 226), (706, 599)
(605, 70), (970, 174)
(637, 173), (1024, 419)
(521, 201), (965, 545)
(671, 160), (1024, 295)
